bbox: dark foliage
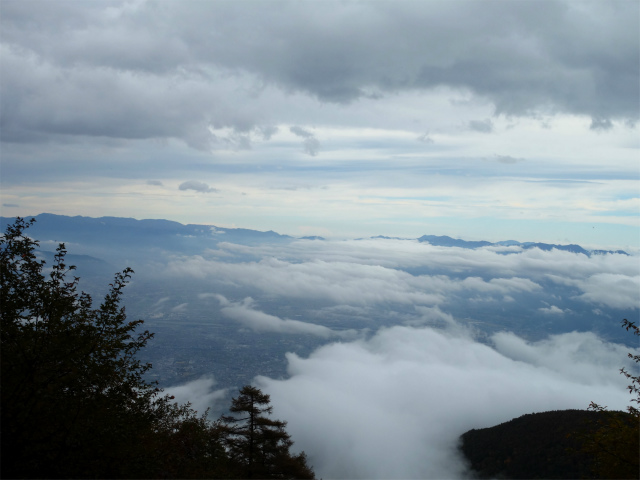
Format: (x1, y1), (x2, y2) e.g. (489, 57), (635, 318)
(585, 320), (640, 479)
(460, 409), (637, 479)
(461, 320), (640, 480)
(221, 385), (315, 479)
(0, 217), (314, 479)
(1, 217), (177, 477)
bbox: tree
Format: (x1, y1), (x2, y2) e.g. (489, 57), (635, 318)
(151, 413), (234, 479)
(0, 217), (195, 477)
(619, 319), (640, 417)
(1, 218), (315, 479)
(585, 319), (640, 479)
(221, 385), (315, 479)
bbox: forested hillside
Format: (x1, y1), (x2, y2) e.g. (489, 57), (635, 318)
(460, 318), (640, 480)
(0, 218), (314, 479)
(460, 409), (639, 479)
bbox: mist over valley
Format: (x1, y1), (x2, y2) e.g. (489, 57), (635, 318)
(4, 213), (637, 478)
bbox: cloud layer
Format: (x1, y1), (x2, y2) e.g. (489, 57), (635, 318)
(2, 1), (637, 131)
(258, 325), (637, 479)
(214, 295), (356, 338)
(164, 239), (639, 317)
(150, 234), (638, 477)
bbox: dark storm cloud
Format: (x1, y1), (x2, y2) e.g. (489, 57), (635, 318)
(1, 0), (637, 147)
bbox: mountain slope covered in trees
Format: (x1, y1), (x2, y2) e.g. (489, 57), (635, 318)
(460, 319), (640, 480)
(460, 409), (638, 479)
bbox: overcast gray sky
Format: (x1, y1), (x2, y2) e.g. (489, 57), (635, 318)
(1, 0), (638, 248)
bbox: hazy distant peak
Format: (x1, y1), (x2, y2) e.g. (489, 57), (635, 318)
(417, 234), (627, 256)
(0, 214), (628, 256)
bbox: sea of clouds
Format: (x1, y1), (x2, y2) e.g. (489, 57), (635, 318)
(162, 238), (639, 479)
(170, 323), (636, 479)
(156, 238), (638, 339)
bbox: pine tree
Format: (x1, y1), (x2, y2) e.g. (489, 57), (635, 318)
(221, 385), (315, 479)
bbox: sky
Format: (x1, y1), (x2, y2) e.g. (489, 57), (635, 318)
(1, 0), (639, 249)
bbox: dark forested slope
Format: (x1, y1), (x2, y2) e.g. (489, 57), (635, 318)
(460, 409), (639, 479)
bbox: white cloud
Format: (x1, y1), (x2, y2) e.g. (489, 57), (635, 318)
(538, 305), (565, 315)
(171, 302), (188, 312)
(491, 330), (632, 386)
(461, 276), (541, 294)
(166, 239), (638, 315)
(152, 296), (170, 307)
(167, 255), (446, 306)
(216, 295), (358, 338)
(212, 238), (638, 280)
(164, 376), (228, 417)
(575, 274), (640, 310)
(257, 325), (636, 479)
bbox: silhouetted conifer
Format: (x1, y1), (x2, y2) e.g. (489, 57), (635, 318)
(221, 385), (315, 479)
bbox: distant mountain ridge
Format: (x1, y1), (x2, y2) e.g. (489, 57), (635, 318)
(0, 213), (291, 246)
(371, 234), (627, 256)
(416, 234), (628, 256)
(0, 214), (628, 256)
